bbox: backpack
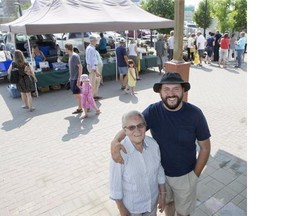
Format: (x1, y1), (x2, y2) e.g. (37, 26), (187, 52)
(9, 63), (19, 84)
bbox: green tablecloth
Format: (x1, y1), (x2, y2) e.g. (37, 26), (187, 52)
(35, 69), (69, 87)
(143, 55), (158, 68)
(35, 56), (158, 87)
(102, 55), (158, 76)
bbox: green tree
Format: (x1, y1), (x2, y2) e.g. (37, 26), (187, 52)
(233, 0), (247, 32)
(193, 0), (213, 37)
(140, 0), (174, 34)
(212, 0), (234, 33)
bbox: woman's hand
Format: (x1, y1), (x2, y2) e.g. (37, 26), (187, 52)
(158, 192), (166, 213)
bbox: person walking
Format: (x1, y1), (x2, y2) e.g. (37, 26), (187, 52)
(205, 32), (215, 64)
(86, 36), (102, 100)
(110, 110), (166, 216)
(196, 31), (206, 67)
(116, 37), (129, 90)
(167, 30), (174, 61)
(65, 43), (83, 114)
(79, 74), (101, 119)
(155, 34), (166, 74)
(7, 50), (37, 112)
(213, 31), (222, 62)
(218, 33), (230, 68)
(234, 32), (247, 68)
(186, 33), (193, 62)
(228, 33), (236, 61)
(127, 39), (140, 80)
(111, 72), (211, 216)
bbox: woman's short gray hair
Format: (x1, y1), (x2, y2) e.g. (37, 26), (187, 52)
(122, 110), (146, 128)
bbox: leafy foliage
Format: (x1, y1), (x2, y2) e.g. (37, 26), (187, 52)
(193, 0), (213, 35)
(233, 0), (247, 32)
(140, 0), (174, 34)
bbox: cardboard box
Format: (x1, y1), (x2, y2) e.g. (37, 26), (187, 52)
(39, 86), (50, 92)
(51, 84), (61, 90)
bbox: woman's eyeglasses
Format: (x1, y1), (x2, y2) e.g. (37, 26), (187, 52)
(124, 123), (146, 131)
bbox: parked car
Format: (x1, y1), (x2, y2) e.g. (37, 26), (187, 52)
(54, 32), (97, 54)
(127, 29), (150, 38)
(3, 32), (58, 65)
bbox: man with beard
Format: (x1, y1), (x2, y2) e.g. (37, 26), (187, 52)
(111, 72), (211, 216)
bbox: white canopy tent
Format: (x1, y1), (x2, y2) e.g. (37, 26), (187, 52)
(0, 0), (174, 34)
(1, 0), (174, 83)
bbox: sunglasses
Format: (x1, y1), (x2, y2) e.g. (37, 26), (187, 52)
(124, 123), (146, 131)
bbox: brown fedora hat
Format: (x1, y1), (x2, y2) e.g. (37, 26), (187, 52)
(153, 72), (190, 93)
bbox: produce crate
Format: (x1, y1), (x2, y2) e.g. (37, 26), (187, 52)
(0, 60), (12, 72)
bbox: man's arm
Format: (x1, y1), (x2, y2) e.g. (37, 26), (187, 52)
(194, 138), (211, 177)
(111, 129), (127, 164)
(124, 55), (129, 66)
(115, 200), (130, 216)
(77, 58), (82, 87)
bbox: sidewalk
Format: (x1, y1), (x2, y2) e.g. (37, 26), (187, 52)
(0, 59), (247, 216)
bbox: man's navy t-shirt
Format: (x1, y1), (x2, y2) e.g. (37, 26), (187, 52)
(142, 101), (211, 177)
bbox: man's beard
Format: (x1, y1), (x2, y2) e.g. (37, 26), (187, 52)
(161, 94), (183, 110)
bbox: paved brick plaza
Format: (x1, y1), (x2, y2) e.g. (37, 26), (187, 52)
(0, 61), (247, 216)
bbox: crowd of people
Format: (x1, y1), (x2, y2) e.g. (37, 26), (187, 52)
(154, 30), (247, 70)
(186, 30), (247, 68)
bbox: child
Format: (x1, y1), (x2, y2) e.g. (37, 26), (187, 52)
(124, 59), (137, 95)
(80, 74), (101, 118)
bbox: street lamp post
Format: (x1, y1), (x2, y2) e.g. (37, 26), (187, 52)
(204, 0), (207, 37)
(14, 0), (23, 17)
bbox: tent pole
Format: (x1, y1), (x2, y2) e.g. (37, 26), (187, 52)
(26, 36), (39, 97)
(115, 50), (118, 81)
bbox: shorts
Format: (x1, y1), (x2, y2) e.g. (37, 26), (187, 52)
(157, 56), (165, 68)
(165, 170), (198, 215)
(70, 79), (81, 94)
(118, 66), (128, 75)
(198, 49), (204, 58)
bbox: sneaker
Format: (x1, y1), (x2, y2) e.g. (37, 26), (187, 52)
(94, 96), (103, 100)
(72, 108), (83, 114)
(21, 105), (28, 109)
(29, 107), (35, 112)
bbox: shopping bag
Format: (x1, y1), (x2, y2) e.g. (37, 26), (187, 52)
(194, 52), (199, 65)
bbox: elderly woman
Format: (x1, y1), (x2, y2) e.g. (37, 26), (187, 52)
(110, 110), (166, 216)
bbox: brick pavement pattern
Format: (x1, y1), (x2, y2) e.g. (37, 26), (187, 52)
(0, 60), (247, 216)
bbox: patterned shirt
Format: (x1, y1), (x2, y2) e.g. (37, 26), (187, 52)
(110, 136), (165, 214)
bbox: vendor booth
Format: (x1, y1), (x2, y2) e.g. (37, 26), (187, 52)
(1, 0), (172, 93)
(35, 55), (157, 88)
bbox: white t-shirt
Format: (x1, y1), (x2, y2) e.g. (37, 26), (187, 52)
(187, 37), (194, 48)
(196, 35), (206, 50)
(167, 36), (174, 49)
(128, 43), (137, 56)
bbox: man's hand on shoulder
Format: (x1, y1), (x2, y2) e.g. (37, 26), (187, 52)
(111, 140), (126, 164)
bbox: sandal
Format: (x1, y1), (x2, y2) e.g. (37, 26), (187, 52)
(72, 108), (83, 114)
